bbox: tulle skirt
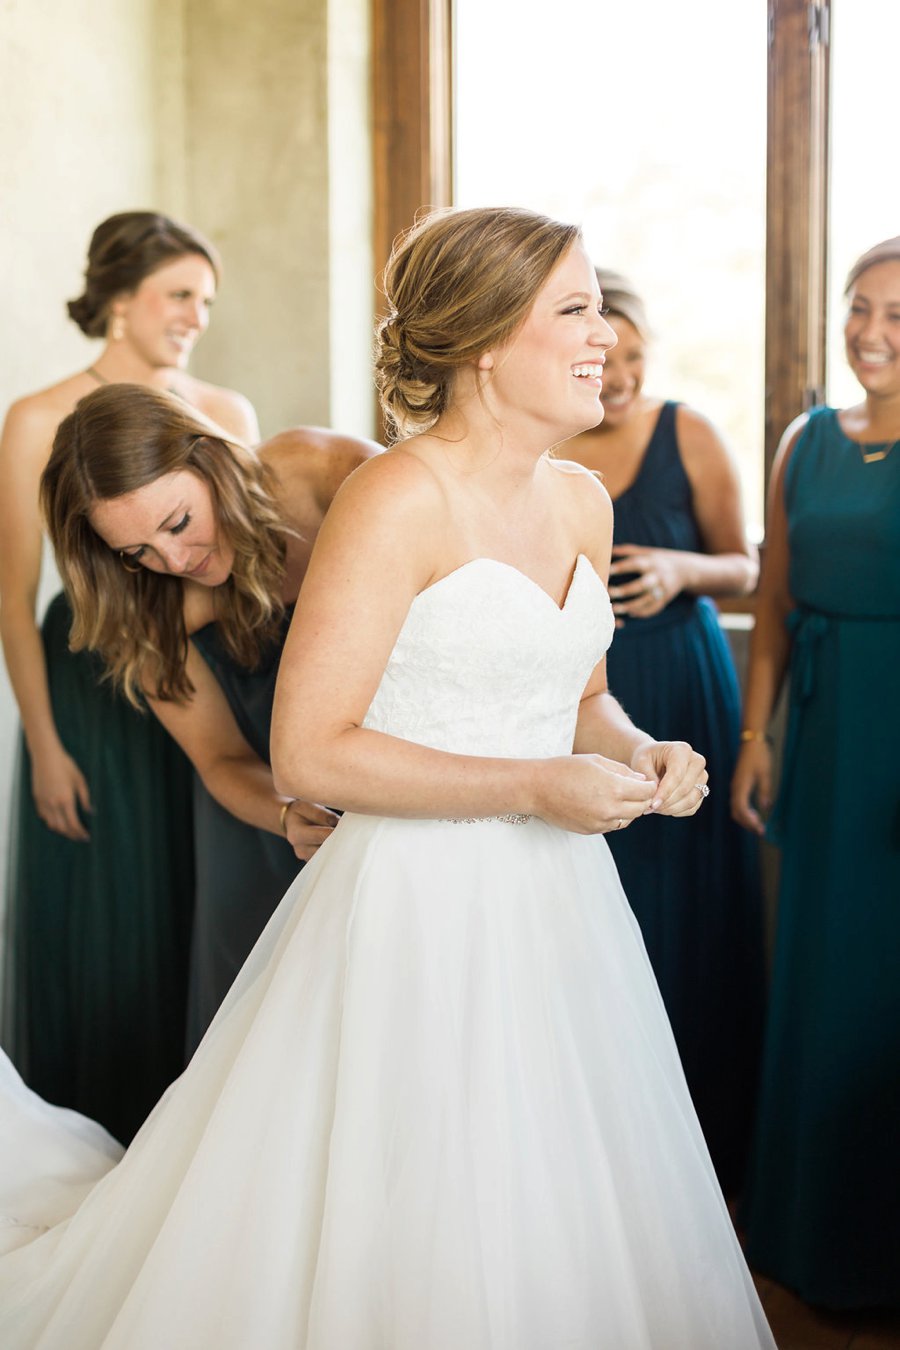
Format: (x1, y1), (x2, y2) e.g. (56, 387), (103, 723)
(0, 813), (773, 1349)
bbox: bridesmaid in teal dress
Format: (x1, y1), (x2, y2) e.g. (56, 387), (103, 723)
(566, 271), (766, 1196)
(733, 236), (900, 1308)
(38, 399), (379, 1054)
(0, 212), (259, 1142)
(186, 606), (305, 1052)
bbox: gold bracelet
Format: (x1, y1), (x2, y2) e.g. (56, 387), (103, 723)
(739, 729), (772, 745)
(278, 800), (293, 835)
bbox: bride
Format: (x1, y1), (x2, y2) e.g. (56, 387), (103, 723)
(0, 206), (774, 1348)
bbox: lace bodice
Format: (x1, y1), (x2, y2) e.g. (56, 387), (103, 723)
(362, 554), (612, 759)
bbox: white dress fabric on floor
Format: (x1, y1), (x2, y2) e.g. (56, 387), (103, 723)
(0, 555), (774, 1349)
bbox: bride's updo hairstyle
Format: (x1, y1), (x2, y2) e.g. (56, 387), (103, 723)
(67, 211), (221, 339)
(376, 206), (581, 441)
(41, 384), (287, 707)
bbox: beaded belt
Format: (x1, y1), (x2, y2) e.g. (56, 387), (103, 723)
(440, 813), (532, 825)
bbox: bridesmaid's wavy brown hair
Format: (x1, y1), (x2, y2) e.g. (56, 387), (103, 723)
(376, 206), (581, 442)
(41, 385), (288, 707)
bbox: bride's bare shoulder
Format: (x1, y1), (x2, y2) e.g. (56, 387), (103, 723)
(331, 439), (446, 510)
(545, 453), (612, 520)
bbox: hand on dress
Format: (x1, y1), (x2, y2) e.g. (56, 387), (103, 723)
(631, 741), (708, 817)
(607, 544), (687, 624)
(730, 741), (772, 837)
(532, 754), (658, 835)
(282, 800), (340, 861)
(31, 743), (92, 841)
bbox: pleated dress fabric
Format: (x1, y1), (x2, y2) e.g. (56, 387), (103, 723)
(0, 555), (774, 1349)
(2, 593), (195, 1144)
(740, 407), (900, 1308)
(186, 611), (302, 1052)
(603, 402), (766, 1195)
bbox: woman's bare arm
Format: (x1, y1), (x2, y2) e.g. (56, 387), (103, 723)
(270, 453), (660, 834)
(0, 394), (92, 839)
(730, 416), (804, 833)
(609, 406), (758, 618)
(148, 646), (336, 860)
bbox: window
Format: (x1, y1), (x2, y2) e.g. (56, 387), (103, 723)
(825, 0), (900, 409)
(453, 0), (767, 536)
(374, 1), (892, 533)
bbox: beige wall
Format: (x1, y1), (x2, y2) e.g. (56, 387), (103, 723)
(184, 0), (335, 436)
(1, 0), (166, 413)
(160, 0), (374, 439)
(0, 0), (373, 875)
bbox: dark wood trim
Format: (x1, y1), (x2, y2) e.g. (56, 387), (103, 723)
(371, 0), (453, 291)
(765, 0), (831, 482)
(371, 0), (453, 435)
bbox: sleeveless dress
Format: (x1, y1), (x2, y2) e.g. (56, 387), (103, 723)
(187, 613), (302, 1051)
(0, 556), (774, 1349)
(740, 407), (900, 1308)
(604, 402), (765, 1194)
(2, 593), (195, 1144)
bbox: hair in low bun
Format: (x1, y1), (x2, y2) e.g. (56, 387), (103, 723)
(66, 211), (221, 339)
(376, 314), (448, 438)
(376, 206), (581, 442)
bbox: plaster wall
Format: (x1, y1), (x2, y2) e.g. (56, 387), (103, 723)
(0, 0), (169, 880)
(0, 0), (374, 885)
(182, 0), (346, 438)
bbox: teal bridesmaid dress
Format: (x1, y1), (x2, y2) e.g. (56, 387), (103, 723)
(604, 403), (765, 1196)
(2, 594), (195, 1144)
(187, 610), (302, 1051)
(741, 407), (900, 1308)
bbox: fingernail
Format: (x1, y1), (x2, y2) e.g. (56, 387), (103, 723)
(651, 798), (662, 810)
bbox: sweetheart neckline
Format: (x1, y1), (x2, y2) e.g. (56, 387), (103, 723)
(412, 553), (602, 614)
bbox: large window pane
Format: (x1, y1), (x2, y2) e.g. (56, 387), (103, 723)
(826, 0), (900, 410)
(454, 0), (767, 536)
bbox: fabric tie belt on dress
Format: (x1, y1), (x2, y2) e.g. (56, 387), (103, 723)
(766, 605), (899, 844)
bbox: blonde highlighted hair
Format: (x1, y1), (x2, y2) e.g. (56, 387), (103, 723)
(593, 269), (651, 341)
(844, 235), (900, 294)
(41, 384), (288, 706)
(376, 206), (582, 441)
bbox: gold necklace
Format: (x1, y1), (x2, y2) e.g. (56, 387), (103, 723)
(856, 437), (898, 465)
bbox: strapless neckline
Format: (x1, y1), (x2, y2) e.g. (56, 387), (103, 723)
(413, 552), (598, 615)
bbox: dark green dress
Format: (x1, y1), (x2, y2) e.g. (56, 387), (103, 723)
(741, 407), (900, 1308)
(187, 611), (302, 1053)
(2, 593), (195, 1144)
(604, 402), (766, 1196)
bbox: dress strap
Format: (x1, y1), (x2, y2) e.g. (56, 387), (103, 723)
(639, 401), (680, 478)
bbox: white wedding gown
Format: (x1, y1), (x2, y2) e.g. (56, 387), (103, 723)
(0, 555), (774, 1349)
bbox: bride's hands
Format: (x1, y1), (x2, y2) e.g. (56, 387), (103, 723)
(530, 754), (658, 835)
(631, 740), (708, 817)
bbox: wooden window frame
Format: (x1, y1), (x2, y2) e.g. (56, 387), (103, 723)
(371, 0), (453, 298)
(765, 0), (831, 482)
(372, 0), (832, 514)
